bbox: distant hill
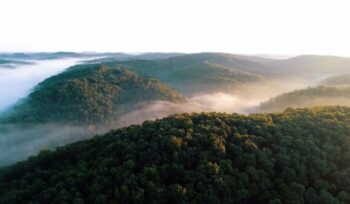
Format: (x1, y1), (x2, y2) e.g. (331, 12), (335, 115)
(320, 73), (350, 86)
(134, 52), (184, 60)
(2, 107), (350, 203)
(226, 54), (350, 80)
(0, 59), (32, 68)
(100, 53), (268, 94)
(0, 52), (131, 60)
(87, 53), (184, 64)
(261, 55), (350, 79)
(0, 52), (184, 61)
(145, 53), (277, 77)
(5, 52), (350, 82)
(85, 53), (350, 95)
(1, 63), (186, 125)
(259, 86), (350, 112)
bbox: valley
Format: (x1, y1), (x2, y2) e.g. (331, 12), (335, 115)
(2, 52), (350, 203)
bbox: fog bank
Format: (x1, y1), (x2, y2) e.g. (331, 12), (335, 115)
(0, 76), (329, 166)
(0, 92), (268, 166)
(0, 58), (86, 113)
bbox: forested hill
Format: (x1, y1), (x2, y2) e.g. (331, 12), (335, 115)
(93, 53), (350, 81)
(99, 53), (267, 94)
(2, 106), (350, 203)
(260, 55), (350, 79)
(320, 73), (350, 86)
(259, 86), (350, 112)
(1, 63), (186, 125)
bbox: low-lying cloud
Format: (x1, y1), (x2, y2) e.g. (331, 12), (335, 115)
(0, 58), (88, 113)
(0, 65), (338, 166)
(0, 91), (270, 166)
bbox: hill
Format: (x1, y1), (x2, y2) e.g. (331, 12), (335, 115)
(0, 52), (183, 62)
(262, 55), (350, 79)
(84, 53), (350, 96)
(0, 59), (32, 68)
(320, 73), (350, 86)
(125, 60), (264, 94)
(100, 53), (268, 94)
(2, 107), (350, 203)
(1, 63), (186, 125)
(259, 86), (350, 112)
(0, 52), (131, 61)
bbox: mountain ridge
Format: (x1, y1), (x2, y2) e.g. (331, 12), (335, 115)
(2, 106), (350, 203)
(1, 63), (186, 125)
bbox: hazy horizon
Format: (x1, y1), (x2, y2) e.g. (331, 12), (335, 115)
(4, 51), (350, 60)
(3, 1), (350, 203)
(1, 0), (350, 56)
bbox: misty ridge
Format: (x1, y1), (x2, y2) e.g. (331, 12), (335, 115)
(0, 93), (253, 166)
(5, 0), (350, 202)
(2, 52), (350, 166)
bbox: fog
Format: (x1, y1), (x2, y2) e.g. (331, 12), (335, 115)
(0, 89), (278, 166)
(0, 58), (87, 113)
(0, 124), (89, 166)
(0, 66), (342, 166)
(0, 57), (103, 165)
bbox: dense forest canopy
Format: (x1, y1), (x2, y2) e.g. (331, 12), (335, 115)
(1, 63), (186, 125)
(259, 86), (350, 112)
(4, 53), (350, 203)
(2, 106), (350, 203)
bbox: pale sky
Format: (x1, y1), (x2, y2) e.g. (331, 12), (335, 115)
(1, 0), (350, 56)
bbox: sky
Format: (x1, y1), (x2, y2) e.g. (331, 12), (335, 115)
(1, 0), (350, 56)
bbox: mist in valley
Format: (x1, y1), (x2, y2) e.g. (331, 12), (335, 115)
(0, 82), (311, 166)
(0, 91), (266, 166)
(1, 55), (350, 166)
(0, 57), (105, 165)
(0, 58), (89, 113)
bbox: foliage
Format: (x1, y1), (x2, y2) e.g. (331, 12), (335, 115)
(2, 106), (350, 203)
(101, 53), (266, 94)
(1, 63), (186, 125)
(259, 86), (350, 112)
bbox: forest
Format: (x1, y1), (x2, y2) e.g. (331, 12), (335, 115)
(1, 106), (350, 203)
(98, 53), (266, 95)
(3, 52), (350, 203)
(3, 0), (350, 202)
(0, 63), (186, 125)
(259, 86), (350, 112)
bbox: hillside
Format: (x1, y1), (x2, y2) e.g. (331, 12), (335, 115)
(85, 54), (350, 82)
(1, 63), (186, 125)
(320, 73), (350, 86)
(2, 107), (350, 203)
(259, 86), (350, 112)
(0, 59), (32, 68)
(94, 53), (350, 95)
(100, 53), (268, 94)
(164, 61), (262, 93)
(119, 52), (274, 76)
(125, 60), (264, 94)
(262, 55), (350, 79)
